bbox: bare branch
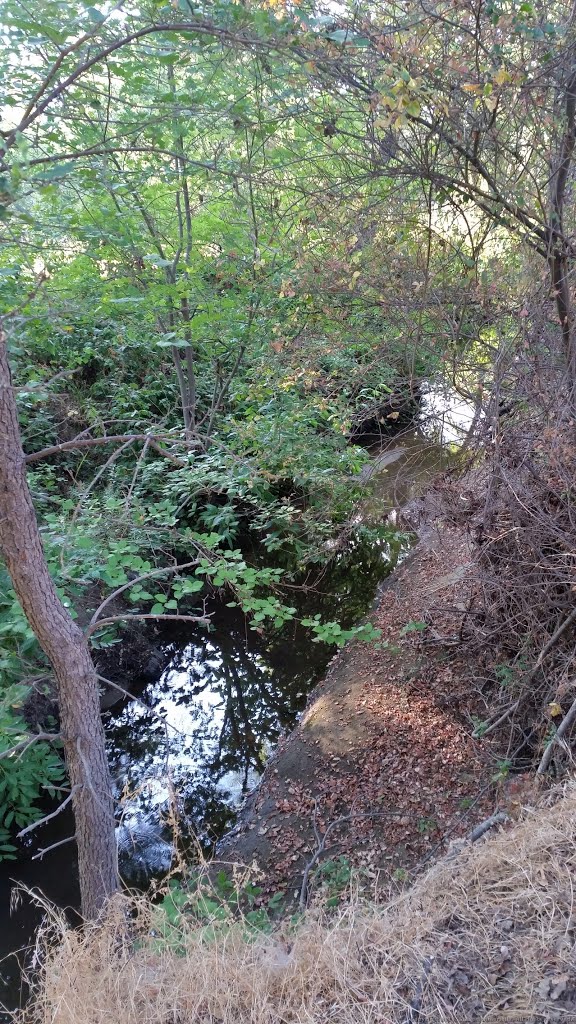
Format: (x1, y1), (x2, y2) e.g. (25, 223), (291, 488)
(5, 20), (271, 148)
(468, 811), (510, 842)
(474, 607), (576, 739)
(18, 785), (80, 838)
(299, 806), (403, 909)
(0, 732), (61, 760)
(25, 433), (198, 465)
(537, 692), (576, 775)
(87, 558), (201, 629)
(31, 835), (76, 861)
(87, 611), (209, 637)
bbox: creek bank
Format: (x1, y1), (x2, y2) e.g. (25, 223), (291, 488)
(217, 489), (498, 895)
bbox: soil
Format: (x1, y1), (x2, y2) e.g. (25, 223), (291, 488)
(218, 494), (501, 898)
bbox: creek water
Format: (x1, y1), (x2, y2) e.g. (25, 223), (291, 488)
(0, 425), (455, 1019)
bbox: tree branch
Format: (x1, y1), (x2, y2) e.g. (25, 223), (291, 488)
(17, 785), (80, 838)
(537, 692), (576, 775)
(299, 806), (403, 908)
(87, 611), (209, 637)
(31, 835), (76, 860)
(88, 558), (201, 629)
(25, 433), (197, 465)
(0, 732), (61, 760)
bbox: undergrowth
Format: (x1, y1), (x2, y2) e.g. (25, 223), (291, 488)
(14, 784), (576, 1024)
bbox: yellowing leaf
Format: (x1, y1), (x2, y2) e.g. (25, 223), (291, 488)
(548, 702), (563, 717)
(493, 69), (511, 86)
(462, 83), (482, 94)
(484, 95), (498, 112)
(405, 100), (421, 117)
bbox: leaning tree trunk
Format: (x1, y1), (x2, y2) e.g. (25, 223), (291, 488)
(0, 323), (118, 919)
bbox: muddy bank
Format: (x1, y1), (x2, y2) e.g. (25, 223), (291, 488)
(218, 493), (497, 895)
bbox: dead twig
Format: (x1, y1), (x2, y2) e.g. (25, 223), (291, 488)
(299, 806), (403, 909)
(537, 692), (576, 775)
(468, 811), (510, 842)
(31, 835), (76, 860)
(473, 608), (576, 739)
(18, 785), (81, 838)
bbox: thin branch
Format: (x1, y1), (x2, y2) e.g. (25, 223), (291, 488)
(299, 807), (403, 909)
(468, 811), (510, 842)
(88, 558), (201, 628)
(97, 673), (213, 742)
(17, 785), (80, 838)
(531, 606), (576, 674)
(125, 436), (151, 511)
(25, 433), (197, 465)
(0, 731), (61, 760)
(14, 366), (81, 394)
(87, 611), (210, 636)
(537, 692), (576, 775)
(5, 20), (271, 147)
(474, 607), (576, 738)
(70, 438), (134, 529)
(31, 835), (76, 860)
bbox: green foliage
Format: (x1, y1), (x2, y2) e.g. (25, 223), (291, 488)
(399, 620), (428, 637)
(153, 856), (358, 951)
(154, 872), (287, 950)
(301, 615), (381, 648)
(311, 855), (355, 907)
(492, 759), (513, 783)
(0, 687), (65, 859)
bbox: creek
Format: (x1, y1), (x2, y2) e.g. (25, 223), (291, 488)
(0, 396), (471, 1018)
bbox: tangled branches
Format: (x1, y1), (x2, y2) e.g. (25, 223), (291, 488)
(451, 343), (576, 770)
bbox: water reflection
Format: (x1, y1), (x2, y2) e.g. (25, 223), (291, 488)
(106, 609), (324, 875)
(421, 381), (477, 444)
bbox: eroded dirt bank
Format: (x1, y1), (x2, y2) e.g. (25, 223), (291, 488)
(219, 502), (501, 894)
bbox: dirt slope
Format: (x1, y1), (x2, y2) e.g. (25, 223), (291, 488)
(219, 511), (500, 896)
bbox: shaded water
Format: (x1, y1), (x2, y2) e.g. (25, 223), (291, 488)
(0, 429), (447, 1018)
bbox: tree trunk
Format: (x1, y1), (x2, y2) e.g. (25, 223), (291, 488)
(549, 68), (576, 392)
(0, 324), (118, 919)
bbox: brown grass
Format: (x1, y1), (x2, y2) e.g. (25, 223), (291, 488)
(15, 784), (576, 1024)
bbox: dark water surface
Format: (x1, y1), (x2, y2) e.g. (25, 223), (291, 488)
(0, 431), (446, 1019)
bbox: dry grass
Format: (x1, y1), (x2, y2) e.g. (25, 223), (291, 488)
(16, 784), (576, 1024)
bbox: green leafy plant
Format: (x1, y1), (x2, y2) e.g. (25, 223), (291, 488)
(0, 688), (65, 859)
(399, 620), (428, 637)
(311, 855), (356, 907)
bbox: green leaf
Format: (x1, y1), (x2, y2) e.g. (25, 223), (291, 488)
(85, 6), (106, 21)
(35, 162), (77, 182)
(400, 620), (428, 636)
(144, 254), (173, 268)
